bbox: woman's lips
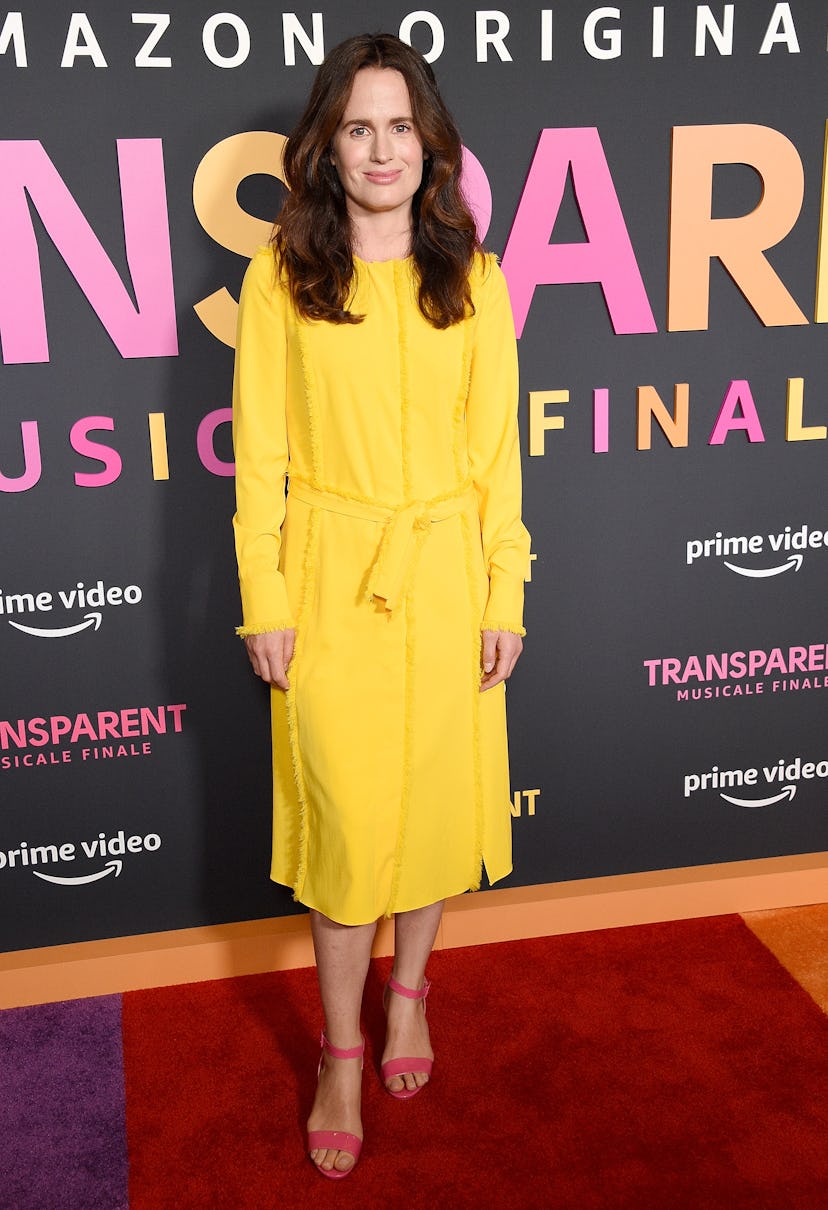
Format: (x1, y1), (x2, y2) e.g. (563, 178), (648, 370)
(364, 170), (403, 184)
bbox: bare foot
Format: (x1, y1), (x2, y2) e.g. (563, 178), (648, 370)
(307, 1042), (363, 1174)
(382, 981), (434, 1094)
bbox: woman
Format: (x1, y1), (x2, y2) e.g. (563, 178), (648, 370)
(232, 32), (529, 1178)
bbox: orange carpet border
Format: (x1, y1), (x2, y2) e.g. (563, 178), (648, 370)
(1, 850), (826, 1008)
(742, 902), (828, 1014)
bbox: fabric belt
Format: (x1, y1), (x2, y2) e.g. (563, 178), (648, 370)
(288, 480), (476, 611)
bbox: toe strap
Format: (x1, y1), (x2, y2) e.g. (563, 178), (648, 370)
(307, 1130), (362, 1161)
(381, 1056), (434, 1080)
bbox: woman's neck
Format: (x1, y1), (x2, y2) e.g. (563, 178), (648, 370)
(350, 213), (413, 263)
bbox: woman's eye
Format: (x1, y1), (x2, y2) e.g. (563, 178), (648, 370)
(394, 124), (411, 134)
(350, 126), (368, 137)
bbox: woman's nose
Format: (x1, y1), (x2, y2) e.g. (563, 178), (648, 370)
(372, 133), (392, 162)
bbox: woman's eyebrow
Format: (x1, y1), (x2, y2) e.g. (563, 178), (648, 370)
(342, 114), (414, 124)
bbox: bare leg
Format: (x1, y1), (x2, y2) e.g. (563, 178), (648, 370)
(382, 899), (444, 1093)
(307, 909), (377, 1174)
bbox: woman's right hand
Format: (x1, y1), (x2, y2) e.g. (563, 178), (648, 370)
(244, 629), (296, 690)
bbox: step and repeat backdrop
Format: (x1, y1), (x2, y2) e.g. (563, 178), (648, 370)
(2, 2), (827, 952)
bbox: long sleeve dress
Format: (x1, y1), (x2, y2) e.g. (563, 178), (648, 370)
(232, 246), (530, 926)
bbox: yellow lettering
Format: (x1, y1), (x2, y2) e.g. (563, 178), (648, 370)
(148, 412), (169, 479)
(192, 131), (288, 347)
(815, 121), (828, 322)
(786, 377), (827, 441)
(529, 390), (568, 456)
(636, 384), (690, 450)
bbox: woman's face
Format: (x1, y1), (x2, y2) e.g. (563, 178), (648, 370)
(330, 67), (426, 225)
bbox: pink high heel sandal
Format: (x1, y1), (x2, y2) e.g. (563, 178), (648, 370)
(381, 975), (433, 1099)
(307, 1032), (364, 1180)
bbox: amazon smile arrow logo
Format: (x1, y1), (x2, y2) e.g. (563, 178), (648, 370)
(723, 554), (803, 579)
(719, 785), (797, 808)
(8, 612), (102, 638)
(33, 859), (122, 885)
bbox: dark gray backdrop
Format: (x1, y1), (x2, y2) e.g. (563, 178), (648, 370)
(2, 2), (826, 952)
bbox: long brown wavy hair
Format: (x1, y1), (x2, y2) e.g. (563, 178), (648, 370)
(273, 33), (480, 328)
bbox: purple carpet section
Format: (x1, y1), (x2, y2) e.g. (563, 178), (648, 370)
(0, 994), (129, 1210)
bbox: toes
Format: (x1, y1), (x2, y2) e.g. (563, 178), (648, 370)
(386, 1069), (430, 1092)
(311, 1147), (354, 1173)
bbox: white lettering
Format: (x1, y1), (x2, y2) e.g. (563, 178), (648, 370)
(476, 11), (512, 63)
(202, 13), (250, 69)
(584, 7), (621, 60)
(61, 13), (108, 68)
(540, 9), (553, 61)
(0, 11), (26, 66)
(759, 3), (799, 55)
(282, 12), (324, 66)
(652, 5), (664, 57)
(133, 13), (172, 68)
(695, 4), (734, 57)
(398, 10), (444, 62)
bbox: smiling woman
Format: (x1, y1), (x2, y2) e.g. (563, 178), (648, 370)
(232, 31), (529, 1179)
(329, 68), (426, 252)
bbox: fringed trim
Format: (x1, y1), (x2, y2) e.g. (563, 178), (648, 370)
(394, 261), (412, 499)
(292, 475), (386, 512)
(290, 474), (474, 515)
(453, 318), (474, 482)
(235, 620), (294, 637)
(480, 621), (527, 638)
(364, 513), (395, 605)
(285, 507), (320, 902)
(295, 321), (323, 485)
(461, 511), (485, 893)
(399, 519), (430, 605)
(387, 579), (417, 913)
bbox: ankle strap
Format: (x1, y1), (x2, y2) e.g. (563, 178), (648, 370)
(387, 975), (431, 1001)
(320, 1031), (365, 1060)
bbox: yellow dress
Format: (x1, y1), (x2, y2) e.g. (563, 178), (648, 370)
(233, 246), (530, 926)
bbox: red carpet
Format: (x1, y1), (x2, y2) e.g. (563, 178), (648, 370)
(121, 916), (828, 1208)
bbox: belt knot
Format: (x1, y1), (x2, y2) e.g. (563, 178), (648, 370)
(367, 500), (431, 611)
(287, 479), (475, 613)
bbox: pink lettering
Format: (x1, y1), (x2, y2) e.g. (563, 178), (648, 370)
(593, 388), (609, 453)
(197, 408), (234, 476)
(748, 650), (768, 677)
(501, 127), (657, 338)
(662, 657), (682, 684)
(0, 139), (178, 364)
(70, 417), (122, 487)
(460, 146), (492, 242)
(708, 379), (766, 445)
(0, 420), (42, 492)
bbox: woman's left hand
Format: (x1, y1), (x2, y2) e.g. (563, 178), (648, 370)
(480, 629), (523, 692)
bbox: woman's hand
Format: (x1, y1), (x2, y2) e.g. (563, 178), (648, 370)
(480, 629), (523, 692)
(244, 629), (296, 691)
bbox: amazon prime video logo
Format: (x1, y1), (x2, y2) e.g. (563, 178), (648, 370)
(1, 579), (142, 637)
(685, 523), (827, 578)
(683, 755), (828, 807)
(0, 829), (161, 885)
